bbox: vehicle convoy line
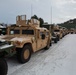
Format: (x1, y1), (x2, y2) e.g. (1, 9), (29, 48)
(0, 15), (69, 75)
(8, 36), (68, 75)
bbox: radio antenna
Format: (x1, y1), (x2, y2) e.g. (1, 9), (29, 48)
(51, 6), (52, 24)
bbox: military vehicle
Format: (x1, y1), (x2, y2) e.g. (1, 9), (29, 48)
(75, 29), (76, 34)
(0, 39), (15, 75)
(70, 28), (75, 34)
(61, 27), (68, 36)
(41, 24), (58, 43)
(1, 15), (51, 63)
(0, 24), (7, 35)
(53, 25), (63, 41)
(42, 24), (63, 41)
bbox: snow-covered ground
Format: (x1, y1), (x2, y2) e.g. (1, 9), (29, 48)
(7, 34), (76, 75)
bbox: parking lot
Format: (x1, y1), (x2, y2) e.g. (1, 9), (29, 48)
(7, 34), (76, 75)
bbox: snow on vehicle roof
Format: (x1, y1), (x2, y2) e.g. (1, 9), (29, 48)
(0, 25), (6, 28)
(36, 27), (48, 31)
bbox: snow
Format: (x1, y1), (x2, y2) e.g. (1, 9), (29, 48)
(0, 25), (6, 28)
(7, 34), (76, 75)
(0, 39), (6, 42)
(11, 37), (31, 42)
(0, 44), (13, 49)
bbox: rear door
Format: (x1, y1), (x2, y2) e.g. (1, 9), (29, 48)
(37, 31), (44, 50)
(42, 31), (49, 47)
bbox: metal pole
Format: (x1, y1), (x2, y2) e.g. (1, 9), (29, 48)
(31, 4), (33, 17)
(51, 6), (52, 24)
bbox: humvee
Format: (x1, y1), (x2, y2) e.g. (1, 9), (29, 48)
(41, 24), (58, 43)
(62, 27), (68, 36)
(0, 39), (15, 75)
(53, 25), (63, 41)
(0, 24), (7, 35)
(75, 29), (76, 34)
(1, 15), (51, 63)
(70, 28), (75, 34)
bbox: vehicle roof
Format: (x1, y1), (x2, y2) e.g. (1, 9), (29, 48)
(36, 27), (47, 30)
(8, 25), (49, 32)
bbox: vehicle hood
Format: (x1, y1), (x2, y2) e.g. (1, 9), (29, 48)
(0, 35), (33, 42)
(10, 36), (33, 42)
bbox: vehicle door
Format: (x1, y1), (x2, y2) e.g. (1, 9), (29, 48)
(42, 31), (49, 47)
(37, 31), (45, 50)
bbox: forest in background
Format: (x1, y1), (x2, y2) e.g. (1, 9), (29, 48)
(58, 18), (76, 29)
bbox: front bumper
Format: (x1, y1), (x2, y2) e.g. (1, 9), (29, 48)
(0, 44), (15, 52)
(0, 40), (15, 52)
(52, 36), (57, 40)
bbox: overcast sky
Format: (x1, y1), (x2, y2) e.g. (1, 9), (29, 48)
(0, 0), (76, 24)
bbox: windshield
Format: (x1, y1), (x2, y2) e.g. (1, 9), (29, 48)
(54, 30), (60, 32)
(22, 30), (34, 35)
(10, 29), (20, 34)
(10, 28), (34, 35)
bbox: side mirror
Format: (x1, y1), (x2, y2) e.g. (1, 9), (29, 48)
(41, 34), (45, 39)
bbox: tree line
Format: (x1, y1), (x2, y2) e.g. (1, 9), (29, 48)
(58, 18), (76, 29)
(31, 15), (44, 27)
(31, 15), (76, 29)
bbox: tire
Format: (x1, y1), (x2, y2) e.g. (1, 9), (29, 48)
(57, 36), (60, 41)
(45, 43), (50, 50)
(17, 45), (31, 64)
(50, 42), (52, 46)
(0, 58), (8, 75)
(54, 39), (57, 43)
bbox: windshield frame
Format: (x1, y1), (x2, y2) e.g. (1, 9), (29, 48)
(9, 26), (35, 35)
(10, 29), (20, 35)
(22, 29), (34, 35)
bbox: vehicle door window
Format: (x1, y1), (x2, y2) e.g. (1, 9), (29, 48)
(22, 30), (34, 35)
(46, 32), (49, 36)
(40, 32), (45, 39)
(10, 29), (20, 34)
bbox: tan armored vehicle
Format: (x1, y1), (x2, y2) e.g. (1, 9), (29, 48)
(62, 27), (68, 36)
(1, 15), (51, 63)
(70, 28), (75, 34)
(41, 24), (58, 43)
(53, 25), (63, 41)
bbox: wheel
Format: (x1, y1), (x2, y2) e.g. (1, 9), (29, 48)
(17, 45), (31, 64)
(57, 35), (60, 41)
(50, 42), (52, 46)
(0, 58), (8, 75)
(54, 39), (57, 43)
(45, 43), (50, 50)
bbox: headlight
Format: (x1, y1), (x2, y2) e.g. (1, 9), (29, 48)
(15, 41), (21, 45)
(11, 41), (14, 45)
